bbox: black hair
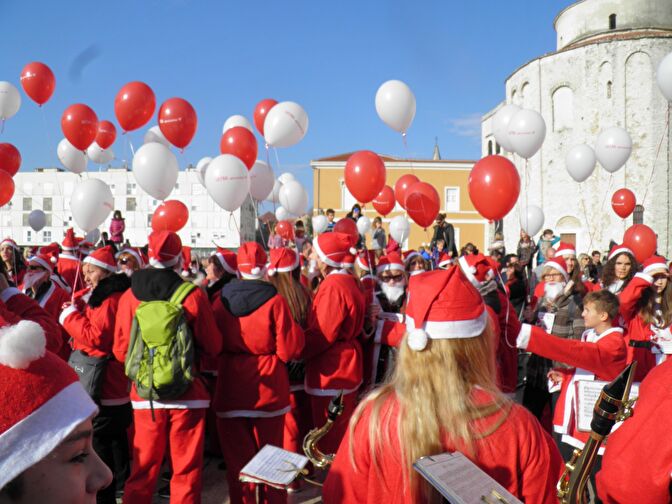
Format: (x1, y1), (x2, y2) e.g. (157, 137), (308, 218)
(0, 474), (24, 500)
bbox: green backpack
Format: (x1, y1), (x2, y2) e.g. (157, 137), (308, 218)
(125, 282), (197, 406)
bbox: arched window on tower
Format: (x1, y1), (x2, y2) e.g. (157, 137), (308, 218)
(607, 80), (613, 99)
(495, 143), (501, 155)
(609, 14), (616, 30)
(488, 140), (493, 155)
(633, 205), (644, 225)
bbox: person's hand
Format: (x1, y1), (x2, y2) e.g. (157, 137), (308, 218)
(61, 301), (72, 311)
(0, 273), (8, 292)
(547, 370), (563, 386)
(367, 303), (381, 323)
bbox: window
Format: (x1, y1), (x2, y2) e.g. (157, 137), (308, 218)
(126, 183), (136, 195)
(552, 86), (574, 131)
(495, 143), (501, 155)
(23, 198), (31, 211)
(609, 14), (616, 30)
(633, 205), (644, 225)
(127, 197), (137, 211)
(45, 214), (52, 226)
(43, 231), (51, 242)
(444, 187), (460, 212)
(22, 213), (30, 226)
(147, 215), (153, 227)
(607, 80), (612, 99)
(487, 140), (493, 156)
(26, 230), (32, 243)
(43, 197), (52, 211)
(341, 180), (357, 210)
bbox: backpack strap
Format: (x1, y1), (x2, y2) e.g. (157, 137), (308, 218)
(169, 282), (197, 305)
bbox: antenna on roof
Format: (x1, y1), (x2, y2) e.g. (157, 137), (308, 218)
(433, 137), (441, 160)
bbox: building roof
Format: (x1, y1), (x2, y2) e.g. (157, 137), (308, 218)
(311, 151), (474, 164)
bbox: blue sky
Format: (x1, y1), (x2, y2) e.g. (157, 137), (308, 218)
(0, 0), (571, 206)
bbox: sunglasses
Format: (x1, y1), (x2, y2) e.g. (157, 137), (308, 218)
(380, 274), (405, 283)
(27, 265), (44, 271)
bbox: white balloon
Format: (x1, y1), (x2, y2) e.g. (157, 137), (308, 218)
(249, 160), (275, 200)
(132, 142), (179, 200)
(595, 127), (632, 173)
(0, 81), (21, 120)
(375, 80), (416, 134)
(70, 179), (114, 233)
(357, 216), (372, 236)
(84, 228), (101, 244)
(266, 178), (282, 203)
(508, 109), (546, 159)
(520, 205), (545, 236)
(144, 125), (171, 148)
(275, 206), (294, 221)
(565, 144), (596, 182)
(278, 172), (296, 184)
(28, 210), (46, 232)
(223, 114), (253, 134)
(57, 138), (88, 174)
(87, 142), (115, 164)
(492, 104), (521, 152)
(196, 156), (212, 186)
(312, 215), (328, 234)
(205, 154), (250, 212)
(656, 52), (672, 101)
(279, 180), (308, 216)
(264, 101), (309, 148)
(389, 216), (411, 243)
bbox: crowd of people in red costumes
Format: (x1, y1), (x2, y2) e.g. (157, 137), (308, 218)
(1, 217), (671, 504)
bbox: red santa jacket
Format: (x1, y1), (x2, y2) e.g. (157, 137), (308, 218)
(619, 272), (660, 381)
(518, 324), (627, 449)
(0, 287), (63, 356)
(113, 268), (223, 409)
(323, 389), (563, 504)
(212, 279), (304, 417)
(23, 280), (72, 360)
(304, 270), (365, 395)
(60, 274), (132, 405)
(57, 253), (83, 292)
(597, 357), (672, 503)
(495, 289), (521, 394)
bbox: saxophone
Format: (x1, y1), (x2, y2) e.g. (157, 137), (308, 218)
(303, 392), (345, 468)
(557, 362), (637, 504)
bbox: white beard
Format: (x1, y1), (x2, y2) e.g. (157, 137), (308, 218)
(544, 281), (566, 300)
(23, 270), (48, 290)
(381, 283), (406, 303)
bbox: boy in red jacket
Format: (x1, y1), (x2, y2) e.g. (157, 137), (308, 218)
(516, 290), (626, 456)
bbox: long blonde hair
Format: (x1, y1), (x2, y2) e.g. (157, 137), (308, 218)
(348, 322), (510, 502)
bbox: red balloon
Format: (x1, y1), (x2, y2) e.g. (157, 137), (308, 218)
(151, 200), (189, 232)
(405, 181), (440, 228)
(95, 120), (117, 150)
(220, 126), (258, 170)
(276, 220), (295, 241)
(333, 218), (359, 243)
(61, 103), (98, 151)
(623, 224), (657, 263)
(158, 98), (198, 149)
(611, 188), (636, 219)
(468, 155), (520, 221)
(20, 62), (55, 106)
(0, 143), (21, 176)
(114, 81), (156, 132)
(372, 185), (396, 216)
(0, 171), (15, 207)
(344, 150), (387, 204)
(394, 174), (419, 210)
(253, 98), (278, 136)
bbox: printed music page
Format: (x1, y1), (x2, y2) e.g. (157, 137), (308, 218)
(239, 444), (309, 489)
(413, 451), (522, 504)
(575, 380), (640, 432)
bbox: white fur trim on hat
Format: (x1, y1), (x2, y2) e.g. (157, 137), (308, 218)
(83, 256), (118, 273)
(403, 251), (420, 265)
(0, 239), (19, 250)
(405, 310), (488, 341)
(457, 256), (480, 288)
(555, 248), (576, 258)
(643, 262), (668, 276)
(377, 262), (405, 275)
(356, 255), (370, 272)
(545, 261), (569, 282)
(28, 256), (53, 273)
(407, 328), (429, 351)
(438, 258), (453, 269)
(608, 246), (634, 261)
(0, 321), (46, 369)
(149, 254), (181, 269)
(215, 252), (237, 275)
(116, 249), (145, 268)
(312, 237), (343, 269)
(239, 265), (266, 280)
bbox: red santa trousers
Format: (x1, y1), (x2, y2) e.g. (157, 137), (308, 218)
(217, 415), (286, 504)
(283, 389), (312, 453)
(309, 391), (358, 455)
(123, 408), (205, 504)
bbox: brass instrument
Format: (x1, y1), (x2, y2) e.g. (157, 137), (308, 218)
(303, 391), (344, 468)
(557, 362), (637, 504)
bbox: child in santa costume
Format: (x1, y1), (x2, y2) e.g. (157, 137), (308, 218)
(57, 228), (84, 292)
(59, 245), (132, 503)
(0, 318), (112, 501)
(113, 231), (223, 504)
(323, 266), (563, 503)
(304, 232), (365, 454)
(212, 243), (304, 504)
(516, 289), (627, 459)
(618, 255), (672, 382)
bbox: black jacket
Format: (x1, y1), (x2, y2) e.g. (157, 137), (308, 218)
(220, 279), (277, 317)
(431, 222), (457, 256)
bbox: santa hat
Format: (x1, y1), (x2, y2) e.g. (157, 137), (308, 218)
(404, 267), (488, 352)
(148, 231), (182, 269)
(403, 250), (421, 265)
(642, 255), (668, 276)
(83, 245), (118, 273)
(437, 252), (453, 269)
(78, 241), (94, 257)
(361, 274), (377, 292)
(554, 242), (576, 258)
(341, 253), (355, 269)
(268, 247), (300, 276)
(608, 244), (634, 262)
(115, 247), (148, 269)
(237, 242), (267, 280)
(0, 318), (97, 489)
(544, 256), (569, 282)
(313, 232), (357, 269)
(377, 252), (405, 275)
(61, 228), (79, 251)
(0, 238), (19, 251)
(458, 253), (495, 288)
(214, 248), (237, 275)
(181, 246), (193, 276)
(28, 248), (59, 274)
(356, 250), (377, 273)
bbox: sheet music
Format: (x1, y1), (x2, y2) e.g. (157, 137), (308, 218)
(239, 445), (308, 488)
(414, 451), (522, 504)
(575, 380), (639, 432)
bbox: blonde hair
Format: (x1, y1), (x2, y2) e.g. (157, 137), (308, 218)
(348, 322), (510, 502)
(268, 271), (311, 327)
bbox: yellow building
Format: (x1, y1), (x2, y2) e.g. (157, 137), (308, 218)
(311, 149), (488, 252)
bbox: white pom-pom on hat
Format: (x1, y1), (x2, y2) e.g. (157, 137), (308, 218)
(0, 321), (47, 369)
(349, 247), (357, 255)
(407, 328), (428, 352)
(50, 256), (58, 264)
(251, 267), (261, 275)
(268, 268), (276, 276)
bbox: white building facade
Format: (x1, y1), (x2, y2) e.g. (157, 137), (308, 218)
(0, 166), (254, 251)
(482, 0), (672, 256)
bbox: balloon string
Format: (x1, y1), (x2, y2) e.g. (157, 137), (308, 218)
(578, 183), (595, 251)
(600, 174), (613, 214)
(641, 102), (670, 204)
(228, 211), (241, 244)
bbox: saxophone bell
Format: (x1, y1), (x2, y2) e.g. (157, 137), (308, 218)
(303, 391), (345, 469)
